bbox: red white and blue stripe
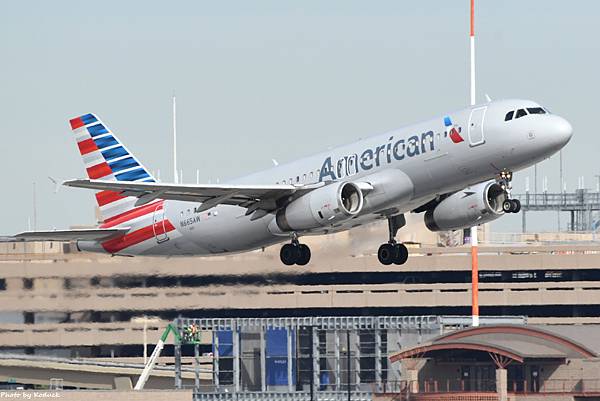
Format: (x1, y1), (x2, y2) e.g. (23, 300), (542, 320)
(69, 113), (177, 253)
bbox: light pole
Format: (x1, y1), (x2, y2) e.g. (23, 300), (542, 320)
(131, 316), (161, 364)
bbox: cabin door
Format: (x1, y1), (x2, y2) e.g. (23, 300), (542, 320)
(468, 106), (487, 146)
(152, 204), (170, 244)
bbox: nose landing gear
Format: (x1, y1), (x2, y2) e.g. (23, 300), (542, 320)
(502, 198), (521, 213)
(377, 215), (409, 266)
(498, 170), (521, 214)
(280, 234), (311, 266)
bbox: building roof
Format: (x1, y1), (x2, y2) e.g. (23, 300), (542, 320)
(389, 324), (597, 364)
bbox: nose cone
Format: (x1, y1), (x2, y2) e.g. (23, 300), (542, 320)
(553, 116), (573, 147)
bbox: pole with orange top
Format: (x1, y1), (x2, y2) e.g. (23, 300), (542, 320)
(469, 0), (480, 327)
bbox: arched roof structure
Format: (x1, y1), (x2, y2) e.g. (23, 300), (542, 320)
(389, 325), (596, 365)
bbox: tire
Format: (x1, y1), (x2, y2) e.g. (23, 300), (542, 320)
(511, 199), (521, 213)
(377, 243), (395, 265)
(393, 243), (409, 265)
(280, 244), (297, 266)
(296, 244), (311, 266)
(502, 199), (513, 213)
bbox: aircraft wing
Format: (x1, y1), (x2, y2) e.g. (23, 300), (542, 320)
(63, 179), (325, 216)
(3, 228), (130, 242)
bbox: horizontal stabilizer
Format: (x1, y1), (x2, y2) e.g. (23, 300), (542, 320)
(5, 228), (130, 242)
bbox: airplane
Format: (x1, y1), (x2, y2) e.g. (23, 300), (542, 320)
(9, 99), (572, 266)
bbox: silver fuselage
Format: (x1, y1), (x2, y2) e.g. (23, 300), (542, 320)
(79, 99), (573, 256)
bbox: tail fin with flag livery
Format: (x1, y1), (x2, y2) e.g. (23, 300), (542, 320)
(69, 113), (157, 222)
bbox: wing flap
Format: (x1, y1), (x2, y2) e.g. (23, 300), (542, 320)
(7, 228), (130, 242)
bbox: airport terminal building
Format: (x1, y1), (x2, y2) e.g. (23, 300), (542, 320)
(2, 233), (600, 400)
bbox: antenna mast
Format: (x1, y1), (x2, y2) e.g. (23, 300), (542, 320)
(469, 0), (480, 328)
(32, 182), (37, 231)
(173, 95), (178, 184)
(470, 0), (476, 106)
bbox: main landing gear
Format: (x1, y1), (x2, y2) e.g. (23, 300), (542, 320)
(498, 170), (521, 214)
(377, 215), (409, 266)
(280, 235), (311, 266)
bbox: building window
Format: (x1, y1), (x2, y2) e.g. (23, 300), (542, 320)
(23, 278), (34, 290)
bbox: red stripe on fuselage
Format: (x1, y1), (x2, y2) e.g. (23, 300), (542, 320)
(101, 219), (175, 254)
(87, 162), (112, 179)
(100, 200), (163, 228)
(96, 190), (126, 207)
(78, 138), (99, 155)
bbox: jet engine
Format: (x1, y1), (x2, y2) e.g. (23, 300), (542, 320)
(424, 181), (507, 231)
(272, 181), (364, 232)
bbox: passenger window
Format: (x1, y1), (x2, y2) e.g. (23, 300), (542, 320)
(527, 107), (546, 115)
(303, 174), (306, 181)
(505, 111), (514, 121)
(515, 109), (528, 119)
(282, 179), (286, 184)
(310, 172), (314, 179)
(296, 176), (299, 183)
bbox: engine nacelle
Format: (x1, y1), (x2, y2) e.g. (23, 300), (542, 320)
(272, 181), (364, 232)
(424, 181), (506, 231)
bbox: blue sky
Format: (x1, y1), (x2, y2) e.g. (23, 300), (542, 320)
(1, 1), (598, 233)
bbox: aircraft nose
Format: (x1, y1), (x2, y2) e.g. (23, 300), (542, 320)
(554, 116), (573, 145)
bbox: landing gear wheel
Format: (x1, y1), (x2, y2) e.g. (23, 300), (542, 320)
(511, 199), (521, 213)
(280, 244), (297, 266)
(378, 243), (395, 265)
(502, 199), (521, 213)
(393, 243), (409, 265)
(280, 238), (311, 266)
(377, 215), (409, 266)
(296, 244), (311, 266)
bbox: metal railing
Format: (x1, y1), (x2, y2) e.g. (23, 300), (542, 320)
(509, 378), (600, 393)
(194, 392), (373, 401)
(513, 191), (600, 210)
(388, 378), (600, 395)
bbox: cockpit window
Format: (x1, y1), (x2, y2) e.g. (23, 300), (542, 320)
(505, 111), (514, 121)
(515, 109), (528, 119)
(527, 107), (546, 115)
